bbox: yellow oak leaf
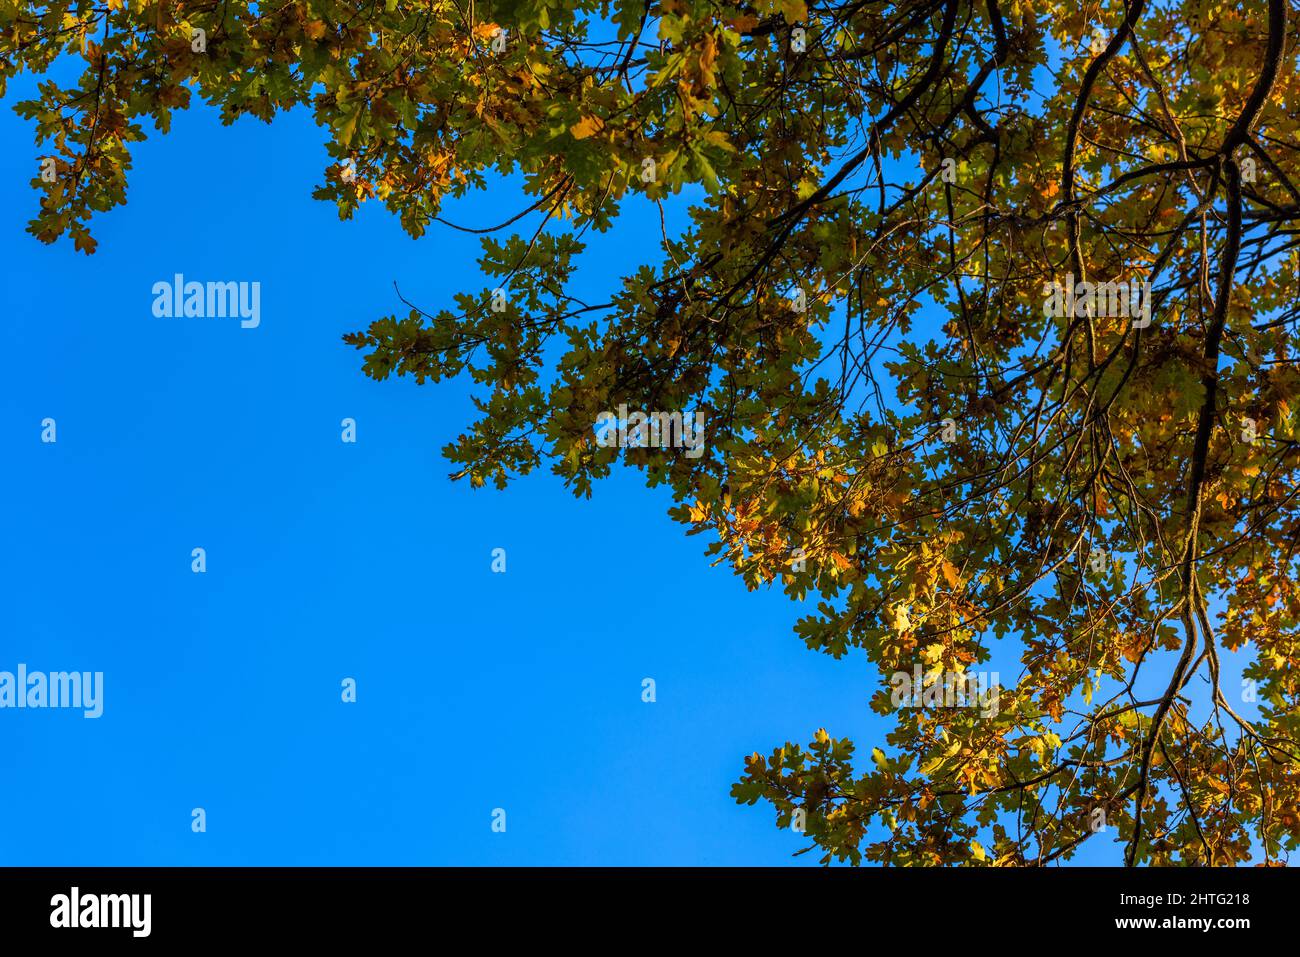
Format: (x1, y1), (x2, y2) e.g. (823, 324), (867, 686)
(570, 115), (605, 140)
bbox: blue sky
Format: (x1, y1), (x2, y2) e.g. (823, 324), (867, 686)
(0, 94), (904, 866)
(0, 74), (1163, 864)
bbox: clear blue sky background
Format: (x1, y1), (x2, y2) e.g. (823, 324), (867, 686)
(0, 92), (1131, 865)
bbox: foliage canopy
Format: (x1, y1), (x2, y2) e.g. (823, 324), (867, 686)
(4, 0), (1299, 865)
